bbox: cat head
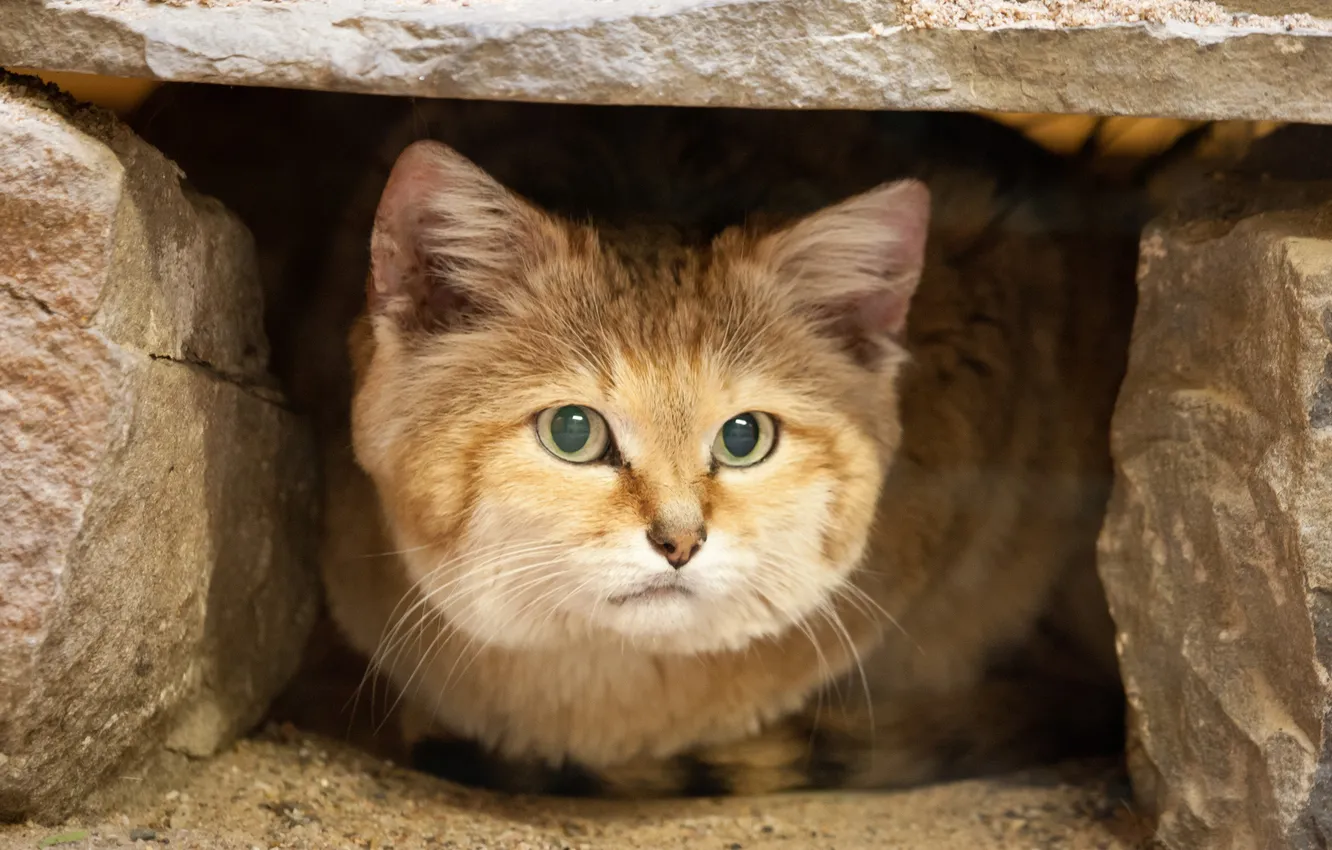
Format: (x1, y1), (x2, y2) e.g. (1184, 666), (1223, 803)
(351, 140), (929, 655)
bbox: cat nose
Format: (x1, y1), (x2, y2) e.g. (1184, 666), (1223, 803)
(647, 523), (706, 569)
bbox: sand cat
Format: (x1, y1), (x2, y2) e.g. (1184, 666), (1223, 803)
(310, 104), (1137, 795)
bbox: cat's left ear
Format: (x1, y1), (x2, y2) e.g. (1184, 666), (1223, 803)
(759, 180), (930, 361)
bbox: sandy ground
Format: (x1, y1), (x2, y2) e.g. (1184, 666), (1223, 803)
(3, 726), (1155, 850)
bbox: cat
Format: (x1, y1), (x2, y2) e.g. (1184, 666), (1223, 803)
(306, 101), (1142, 796)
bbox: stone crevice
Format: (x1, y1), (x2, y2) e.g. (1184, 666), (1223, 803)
(0, 72), (319, 823)
(145, 352), (289, 410)
(1308, 352), (1332, 429)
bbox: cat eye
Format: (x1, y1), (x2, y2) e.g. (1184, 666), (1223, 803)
(712, 412), (776, 468)
(536, 405), (611, 463)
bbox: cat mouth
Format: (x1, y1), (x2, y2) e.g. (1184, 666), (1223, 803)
(608, 579), (693, 606)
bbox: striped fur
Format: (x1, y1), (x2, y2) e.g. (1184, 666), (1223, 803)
(411, 645), (1126, 798)
(308, 105), (1151, 798)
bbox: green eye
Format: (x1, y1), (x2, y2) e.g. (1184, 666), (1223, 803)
(712, 412), (776, 468)
(537, 405), (610, 463)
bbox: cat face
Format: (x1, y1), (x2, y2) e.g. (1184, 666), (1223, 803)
(350, 142), (929, 655)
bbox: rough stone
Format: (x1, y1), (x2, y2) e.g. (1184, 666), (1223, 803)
(1, 0), (1331, 123)
(1098, 179), (1332, 849)
(0, 73), (319, 822)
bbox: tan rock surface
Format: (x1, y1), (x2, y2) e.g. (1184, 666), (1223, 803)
(0, 730), (1151, 849)
(0, 73), (319, 822)
(2, 0), (1332, 123)
(1099, 178), (1332, 849)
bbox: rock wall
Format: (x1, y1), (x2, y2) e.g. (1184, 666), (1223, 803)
(0, 73), (319, 822)
(1099, 178), (1332, 849)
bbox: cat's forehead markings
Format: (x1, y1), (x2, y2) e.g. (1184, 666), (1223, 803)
(615, 394), (718, 472)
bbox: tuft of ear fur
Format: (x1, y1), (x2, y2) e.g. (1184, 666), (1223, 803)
(759, 180), (930, 362)
(369, 140), (562, 330)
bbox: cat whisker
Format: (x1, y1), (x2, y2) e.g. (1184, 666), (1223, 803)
(433, 570), (572, 699)
(816, 603), (877, 753)
(755, 560), (882, 757)
(384, 558), (571, 717)
(379, 554), (560, 660)
(435, 569), (588, 707)
(354, 551), (469, 726)
(370, 542), (566, 672)
(741, 571), (836, 694)
(528, 572), (603, 635)
(757, 567), (869, 710)
(354, 542), (435, 560)
(375, 538), (601, 720)
(835, 580), (920, 652)
(357, 542), (568, 727)
(368, 538), (556, 667)
(759, 551), (920, 653)
(368, 584), (517, 718)
(740, 574), (833, 748)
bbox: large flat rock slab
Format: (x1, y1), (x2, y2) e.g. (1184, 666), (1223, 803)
(0, 73), (320, 823)
(1098, 178), (1332, 849)
(1, 0), (1331, 122)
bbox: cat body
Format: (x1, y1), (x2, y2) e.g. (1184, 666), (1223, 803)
(311, 103), (1137, 795)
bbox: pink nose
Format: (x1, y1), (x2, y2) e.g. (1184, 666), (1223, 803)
(647, 524), (706, 568)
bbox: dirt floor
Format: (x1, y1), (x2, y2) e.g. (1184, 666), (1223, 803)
(3, 725), (1154, 850)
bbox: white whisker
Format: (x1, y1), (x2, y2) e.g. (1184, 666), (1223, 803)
(353, 540), (568, 728)
(388, 558), (570, 719)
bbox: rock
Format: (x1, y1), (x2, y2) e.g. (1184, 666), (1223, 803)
(0, 72), (319, 822)
(1099, 178), (1332, 849)
(1, 0), (1331, 123)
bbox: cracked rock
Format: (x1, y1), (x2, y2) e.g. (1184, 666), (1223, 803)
(1099, 171), (1332, 849)
(0, 72), (319, 822)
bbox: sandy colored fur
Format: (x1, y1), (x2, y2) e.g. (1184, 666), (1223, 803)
(310, 103), (1137, 794)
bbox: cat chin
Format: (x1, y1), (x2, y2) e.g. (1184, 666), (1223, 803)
(589, 599), (795, 655)
(424, 567), (808, 656)
(432, 581), (795, 656)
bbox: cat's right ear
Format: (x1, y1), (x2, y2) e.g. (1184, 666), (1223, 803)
(369, 140), (559, 331)
(756, 180), (930, 365)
